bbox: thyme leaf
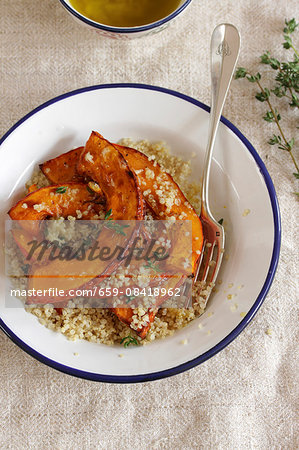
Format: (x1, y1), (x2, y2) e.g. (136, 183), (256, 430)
(144, 257), (163, 273)
(104, 221), (130, 236)
(125, 295), (136, 304)
(104, 208), (112, 220)
(55, 186), (67, 194)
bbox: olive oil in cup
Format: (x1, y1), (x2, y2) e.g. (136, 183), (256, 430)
(69, 0), (182, 27)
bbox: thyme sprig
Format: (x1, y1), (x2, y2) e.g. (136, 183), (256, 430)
(120, 335), (139, 348)
(235, 18), (299, 182)
(103, 208), (130, 236)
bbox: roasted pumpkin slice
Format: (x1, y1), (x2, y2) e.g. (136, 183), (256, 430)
(26, 220), (141, 304)
(77, 132), (146, 333)
(26, 229), (125, 303)
(116, 144), (203, 274)
(77, 132), (144, 220)
(111, 145), (203, 338)
(113, 272), (187, 338)
(40, 147), (85, 183)
(8, 182), (104, 222)
(9, 195), (139, 305)
(23, 132), (144, 305)
(113, 307), (157, 339)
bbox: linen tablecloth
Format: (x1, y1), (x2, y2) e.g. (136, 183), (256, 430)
(0, 0), (298, 448)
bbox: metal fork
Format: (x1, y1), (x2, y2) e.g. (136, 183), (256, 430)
(195, 24), (240, 292)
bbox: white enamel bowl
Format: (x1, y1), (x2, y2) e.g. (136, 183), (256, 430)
(59, 0), (192, 40)
(0, 84), (281, 383)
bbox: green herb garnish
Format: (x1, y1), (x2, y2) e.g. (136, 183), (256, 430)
(105, 221), (130, 236)
(144, 257), (163, 273)
(103, 209), (130, 235)
(125, 295), (136, 304)
(120, 335), (139, 348)
(55, 186), (68, 194)
(235, 18), (299, 183)
(104, 208), (112, 220)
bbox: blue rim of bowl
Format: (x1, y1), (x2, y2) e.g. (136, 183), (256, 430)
(0, 83), (281, 383)
(59, 0), (192, 34)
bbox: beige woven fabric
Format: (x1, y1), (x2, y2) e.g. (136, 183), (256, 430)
(0, 0), (298, 448)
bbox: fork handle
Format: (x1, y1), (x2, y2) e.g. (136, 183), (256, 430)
(201, 23), (240, 218)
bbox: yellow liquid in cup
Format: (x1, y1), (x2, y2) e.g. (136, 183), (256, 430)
(69, 0), (182, 27)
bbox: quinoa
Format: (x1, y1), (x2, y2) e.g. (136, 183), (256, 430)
(25, 169), (49, 190)
(10, 139), (210, 346)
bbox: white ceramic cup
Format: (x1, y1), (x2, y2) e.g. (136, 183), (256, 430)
(59, 0), (193, 39)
